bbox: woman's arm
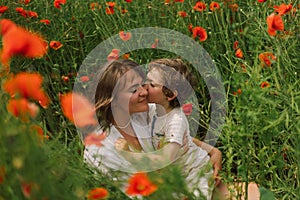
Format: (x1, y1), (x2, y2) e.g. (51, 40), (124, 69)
(115, 138), (181, 171)
(192, 138), (222, 186)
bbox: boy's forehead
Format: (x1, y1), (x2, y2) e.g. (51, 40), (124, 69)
(147, 68), (164, 84)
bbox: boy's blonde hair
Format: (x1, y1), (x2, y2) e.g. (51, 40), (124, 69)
(148, 58), (196, 108)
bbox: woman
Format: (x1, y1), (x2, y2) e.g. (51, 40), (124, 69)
(83, 59), (259, 199)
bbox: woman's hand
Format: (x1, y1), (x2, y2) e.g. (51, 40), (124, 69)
(192, 138), (222, 186)
(208, 147), (222, 186)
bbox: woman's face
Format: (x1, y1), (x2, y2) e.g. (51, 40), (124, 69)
(113, 70), (149, 115)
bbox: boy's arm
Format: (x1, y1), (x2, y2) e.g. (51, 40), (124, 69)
(192, 138), (222, 185)
(115, 138), (181, 171)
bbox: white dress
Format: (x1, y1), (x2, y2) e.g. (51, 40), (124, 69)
(84, 104), (213, 198)
(152, 107), (214, 199)
(83, 110), (156, 195)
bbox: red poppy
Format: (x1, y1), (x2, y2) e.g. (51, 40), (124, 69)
(126, 172), (157, 196)
(0, 19), (48, 68)
(261, 81), (270, 88)
(50, 41), (63, 50)
(54, 0), (66, 9)
(21, 182), (32, 198)
(274, 4), (293, 16)
(0, 166), (5, 184)
(40, 19), (50, 25)
(3, 72), (50, 108)
(192, 26), (207, 42)
(210, 2), (220, 11)
(27, 10), (38, 18)
(194, 2), (206, 12)
(233, 40), (239, 50)
(182, 103), (192, 116)
(30, 125), (49, 144)
(235, 48), (243, 58)
(106, 2), (115, 14)
(87, 187), (109, 200)
(15, 7), (27, 17)
(237, 88), (242, 94)
(258, 0), (266, 2)
(121, 8), (128, 14)
(61, 75), (69, 82)
(0, 6), (8, 14)
(107, 49), (119, 61)
(259, 52), (276, 67)
(80, 75), (90, 82)
(84, 133), (106, 147)
(21, 182), (38, 199)
(266, 13), (284, 36)
(60, 92), (97, 127)
(125, 0), (132, 2)
(175, 0), (184, 2)
(151, 38), (159, 48)
(122, 53), (130, 59)
(90, 2), (101, 10)
(21, 0), (31, 4)
(188, 24), (193, 33)
(229, 3), (238, 12)
(177, 11), (187, 17)
(7, 98), (39, 121)
(119, 31), (131, 41)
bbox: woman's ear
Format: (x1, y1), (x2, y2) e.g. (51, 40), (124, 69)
(167, 90), (178, 101)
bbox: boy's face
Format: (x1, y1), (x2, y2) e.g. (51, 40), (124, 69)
(146, 68), (168, 105)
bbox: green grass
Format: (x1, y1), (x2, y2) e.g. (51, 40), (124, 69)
(0, 0), (299, 199)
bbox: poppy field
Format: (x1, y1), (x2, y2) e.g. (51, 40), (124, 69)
(0, 0), (299, 199)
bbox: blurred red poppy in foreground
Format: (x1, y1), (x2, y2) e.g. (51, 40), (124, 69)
(0, 19), (47, 72)
(7, 98), (39, 121)
(3, 72), (50, 108)
(87, 187), (109, 200)
(266, 13), (284, 36)
(0, 166), (6, 184)
(84, 133), (106, 147)
(126, 172), (157, 196)
(60, 92), (97, 127)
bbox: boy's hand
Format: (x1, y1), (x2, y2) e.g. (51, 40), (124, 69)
(115, 138), (130, 151)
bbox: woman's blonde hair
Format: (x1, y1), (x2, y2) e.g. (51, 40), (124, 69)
(94, 59), (145, 130)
